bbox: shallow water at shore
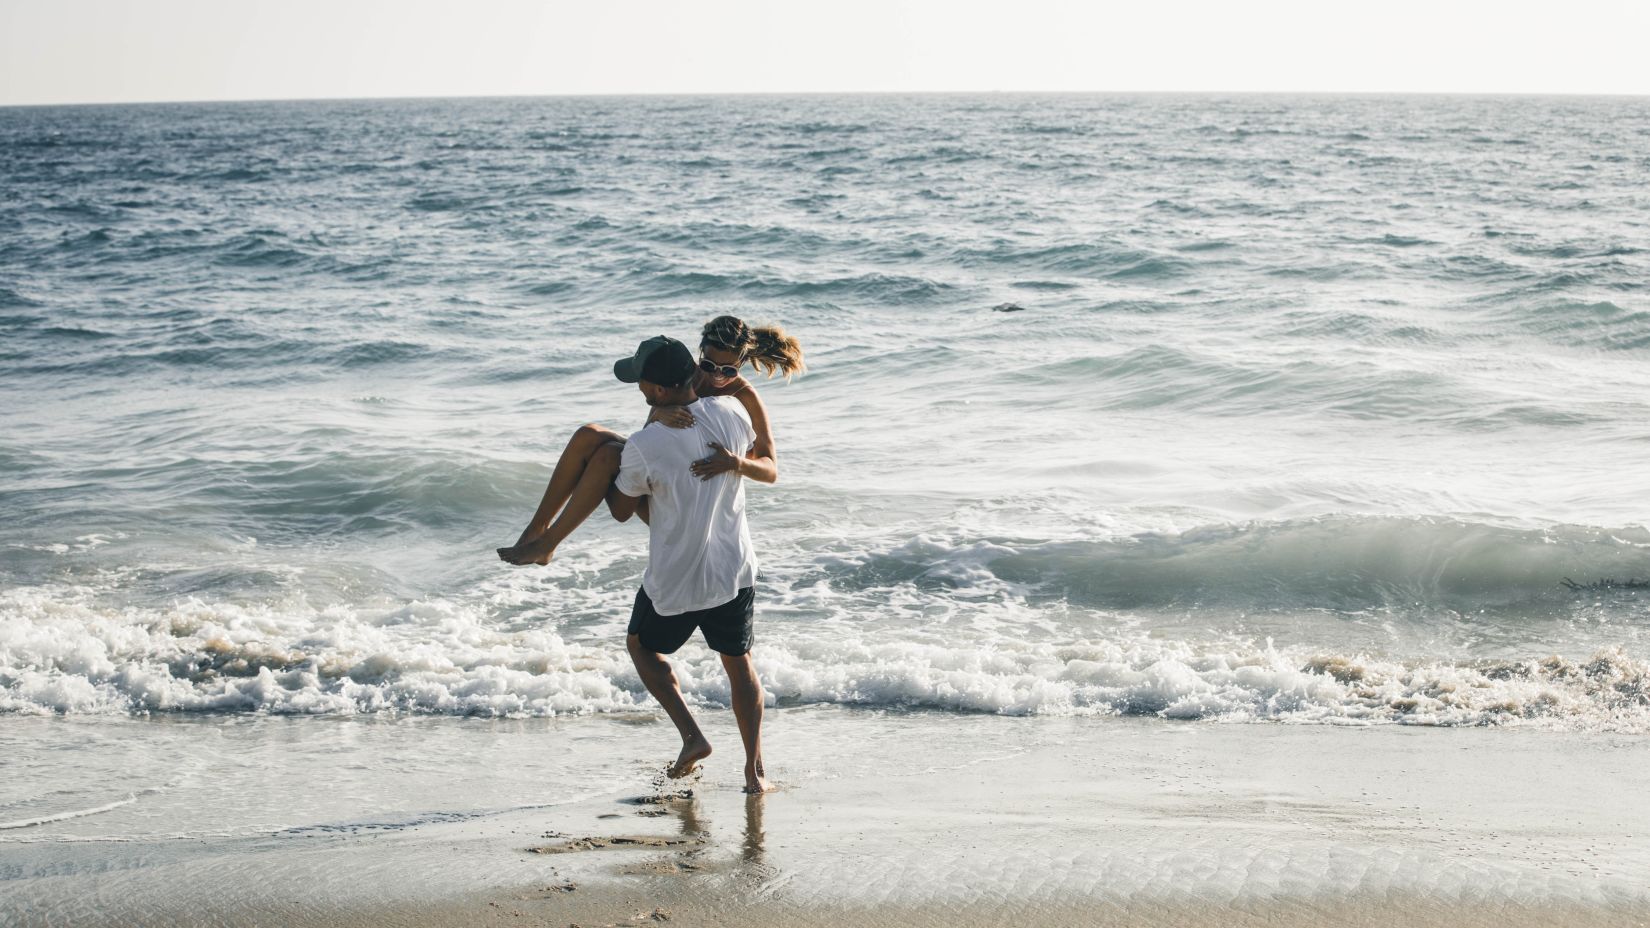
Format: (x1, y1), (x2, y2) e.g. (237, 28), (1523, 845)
(3, 710), (1647, 926)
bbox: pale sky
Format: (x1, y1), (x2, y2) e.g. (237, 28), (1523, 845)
(2, 0), (1648, 106)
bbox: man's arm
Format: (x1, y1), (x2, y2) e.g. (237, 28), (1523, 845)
(610, 440), (650, 522)
(605, 485), (642, 522)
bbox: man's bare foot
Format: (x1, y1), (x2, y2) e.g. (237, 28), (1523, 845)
(496, 538), (554, 566)
(743, 762), (773, 794)
(668, 735), (712, 779)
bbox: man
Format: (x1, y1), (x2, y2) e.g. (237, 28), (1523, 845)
(603, 335), (772, 795)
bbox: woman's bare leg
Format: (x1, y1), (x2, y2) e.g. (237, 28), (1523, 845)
(502, 424), (623, 551)
(499, 441), (624, 566)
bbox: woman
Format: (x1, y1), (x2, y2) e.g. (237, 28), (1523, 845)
(497, 315), (804, 566)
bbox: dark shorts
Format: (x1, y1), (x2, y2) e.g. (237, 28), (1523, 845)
(628, 586), (755, 656)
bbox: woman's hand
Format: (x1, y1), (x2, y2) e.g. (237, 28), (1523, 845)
(690, 442), (742, 481)
(654, 405), (696, 429)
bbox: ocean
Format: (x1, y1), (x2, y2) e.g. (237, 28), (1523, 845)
(2, 93), (1648, 732)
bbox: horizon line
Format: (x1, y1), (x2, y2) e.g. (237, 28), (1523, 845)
(5, 88), (1650, 109)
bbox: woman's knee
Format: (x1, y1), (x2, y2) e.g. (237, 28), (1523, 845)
(569, 423), (619, 454)
(567, 422), (620, 462)
(592, 440), (625, 473)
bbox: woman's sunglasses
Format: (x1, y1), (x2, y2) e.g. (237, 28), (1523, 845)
(698, 357), (740, 379)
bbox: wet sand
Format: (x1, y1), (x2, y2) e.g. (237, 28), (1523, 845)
(390, 896), (1650, 928)
(4, 709), (1648, 927)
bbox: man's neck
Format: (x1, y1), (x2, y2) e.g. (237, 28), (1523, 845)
(656, 387), (698, 407)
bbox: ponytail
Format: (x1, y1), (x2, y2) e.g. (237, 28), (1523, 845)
(700, 315), (806, 380)
(748, 325), (806, 379)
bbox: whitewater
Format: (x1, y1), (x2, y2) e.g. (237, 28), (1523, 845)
(3, 93), (1649, 730)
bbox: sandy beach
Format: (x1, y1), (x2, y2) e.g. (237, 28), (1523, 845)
(5, 708), (1647, 927)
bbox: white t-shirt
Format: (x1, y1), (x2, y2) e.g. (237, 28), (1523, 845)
(615, 395), (758, 615)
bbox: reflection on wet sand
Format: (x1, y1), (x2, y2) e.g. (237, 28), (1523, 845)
(653, 788), (771, 882)
(741, 794), (765, 868)
(668, 791), (706, 872)
(636, 782), (778, 885)
(524, 777), (777, 901)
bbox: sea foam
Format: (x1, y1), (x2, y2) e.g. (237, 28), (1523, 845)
(4, 580), (1647, 730)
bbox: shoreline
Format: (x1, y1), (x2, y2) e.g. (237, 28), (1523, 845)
(4, 711), (1648, 927)
(360, 895), (1650, 928)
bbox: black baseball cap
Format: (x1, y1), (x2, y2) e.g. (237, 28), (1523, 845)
(614, 335), (696, 388)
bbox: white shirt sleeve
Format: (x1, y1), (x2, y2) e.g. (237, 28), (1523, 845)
(615, 438), (650, 498)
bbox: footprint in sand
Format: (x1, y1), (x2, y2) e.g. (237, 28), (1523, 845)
(527, 835), (701, 854)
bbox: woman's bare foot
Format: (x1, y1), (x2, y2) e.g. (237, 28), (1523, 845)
(668, 734), (712, 779)
(496, 537), (554, 566)
(743, 761), (772, 794)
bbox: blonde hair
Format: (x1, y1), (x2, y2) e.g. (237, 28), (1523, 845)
(701, 315), (806, 380)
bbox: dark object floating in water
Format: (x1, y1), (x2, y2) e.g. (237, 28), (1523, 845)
(1561, 577), (1650, 592)
(993, 302), (1026, 313)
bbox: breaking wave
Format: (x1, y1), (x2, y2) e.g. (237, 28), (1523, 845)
(797, 516), (1650, 613)
(2, 570), (1646, 730)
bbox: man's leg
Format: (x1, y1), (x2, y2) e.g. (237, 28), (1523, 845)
(720, 651), (772, 794)
(627, 634), (713, 778)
